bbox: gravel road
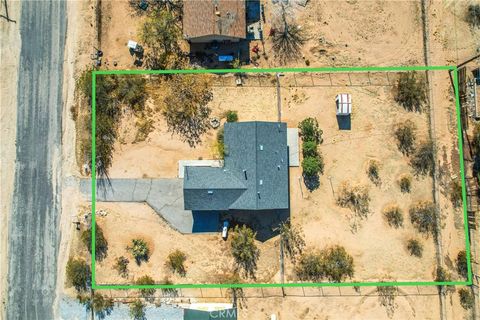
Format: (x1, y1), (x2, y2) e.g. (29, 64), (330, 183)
(6, 1), (67, 319)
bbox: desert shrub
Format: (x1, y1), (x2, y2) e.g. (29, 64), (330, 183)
(302, 155), (324, 177)
(78, 292), (114, 320)
(409, 201), (437, 237)
(159, 277), (178, 297)
(302, 140), (318, 158)
(230, 225), (260, 278)
(406, 239), (423, 257)
(394, 120), (416, 155)
(113, 256), (129, 278)
(394, 71), (427, 112)
(466, 4), (480, 27)
(216, 127), (226, 159)
(410, 140), (435, 176)
(277, 219), (306, 263)
(377, 286), (398, 318)
(66, 258), (91, 292)
(225, 110), (238, 122)
(136, 275), (156, 301)
(399, 175), (412, 193)
(298, 117), (323, 144)
(166, 249), (187, 276)
(127, 238), (150, 265)
(383, 205), (403, 228)
(336, 183), (370, 218)
(367, 160), (381, 186)
(296, 246), (354, 282)
(129, 299), (146, 320)
(458, 288), (474, 310)
(450, 180), (463, 208)
(435, 266), (451, 282)
(81, 223), (108, 261)
(456, 250), (469, 279)
(162, 74), (213, 146)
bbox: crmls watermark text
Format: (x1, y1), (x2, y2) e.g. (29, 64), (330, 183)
(210, 309), (237, 318)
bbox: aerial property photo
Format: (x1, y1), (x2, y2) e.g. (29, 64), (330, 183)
(72, 67), (471, 293)
(6, 0), (480, 319)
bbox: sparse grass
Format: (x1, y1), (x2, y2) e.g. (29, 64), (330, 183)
(134, 116), (154, 143)
(336, 182), (370, 218)
(399, 175), (412, 193)
(383, 205), (403, 228)
(406, 239), (423, 257)
(166, 249), (187, 276)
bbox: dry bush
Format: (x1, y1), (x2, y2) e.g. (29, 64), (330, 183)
(409, 201), (437, 237)
(296, 246), (354, 282)
(394, 71), (427, 112)
(383, 205), (403, 228)
(367, 160), (381, 186)
(406, 239), (423, 258)
(336, 182), (370, 218)
(166, 249), (187, 276)
(394, 120), (416, 155)
(399, 175), (412, 193)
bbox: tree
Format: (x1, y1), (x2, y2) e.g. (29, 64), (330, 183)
(367, 160), (381, 186)
(162, 74), (213, 146)
(166, 250), (187, 276)
(394, 71), (427, 112)
(296, 246), (354, 282)
(81, 223), (108, 261)
(406, 239), (423, 257)
(66, 258), (91, 292)
(298, 118), (323, 144)
(336, 183), (370, 218)
(225, 110), (238, 122)
(78, 292), (114, 320)
(466, 4), (480, 27)
(129, 299), (146, 320)
(140, 9), (184, 70)
(271, 5), (307, 64)
(409, 201), (437, 237)
(383, 205), (403, 228)
(136, 275), (156, 301)
(458, 288), (474, 310)
(114, 256), (129, 278)
(276, 219), (305, 263)
(302, 155), (324, 177)
(230, 225), (260, 278)
(456, 250), (468, 279)
(216, 272), (245, 308)
(410, 140), (435, 176)
(302, 140), (318, 158)
(127, 238), (150, 265)
(399, 175), (411, 193)
(394, 120), (416, 155)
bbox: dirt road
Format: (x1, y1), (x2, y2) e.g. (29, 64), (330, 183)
(6, 1), (66, 319)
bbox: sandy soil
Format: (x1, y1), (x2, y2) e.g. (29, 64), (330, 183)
(96, 71), (466, 284)
(0, 1), (21, 317)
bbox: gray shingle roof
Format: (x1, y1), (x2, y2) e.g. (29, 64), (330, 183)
(183, 121), (289, 211)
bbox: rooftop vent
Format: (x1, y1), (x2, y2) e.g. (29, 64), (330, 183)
(208, 190), (213, 195)
(260, 145), (264, 151)
(259, 179), (263, 185)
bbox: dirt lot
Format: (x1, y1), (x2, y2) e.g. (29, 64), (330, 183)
(90, 71), (467, 285)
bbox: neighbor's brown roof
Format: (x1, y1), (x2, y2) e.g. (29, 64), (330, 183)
(183, 0), (246, 40)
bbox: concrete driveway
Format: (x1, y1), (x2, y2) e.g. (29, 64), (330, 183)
(80, 178), (195, 233)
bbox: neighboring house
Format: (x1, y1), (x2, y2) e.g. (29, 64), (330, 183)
(183, 0), (246, 43)
(183, 121), (289, 211)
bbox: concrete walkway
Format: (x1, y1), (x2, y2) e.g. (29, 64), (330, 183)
(80, 179), (194, 233)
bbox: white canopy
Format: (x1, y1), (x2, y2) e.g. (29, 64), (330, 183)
(127, 40), (138, 50)
(336, 93), (352, 115)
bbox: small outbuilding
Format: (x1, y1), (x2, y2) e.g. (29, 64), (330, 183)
(336, 93), (352, 116)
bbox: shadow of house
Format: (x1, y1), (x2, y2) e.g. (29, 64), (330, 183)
(336, 115), (351, 130)
(183, 0), (261, 67)
(183, 122), (290, 241)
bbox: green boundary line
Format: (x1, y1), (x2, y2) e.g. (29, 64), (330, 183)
(91, 66), (472, 290)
